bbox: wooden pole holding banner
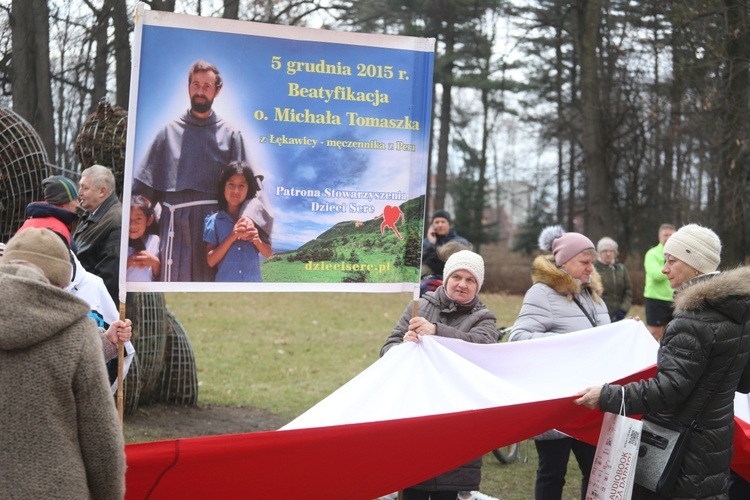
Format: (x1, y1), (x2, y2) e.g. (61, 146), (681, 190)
(117, 301), (126, 426)
(398, 285), (421, 500)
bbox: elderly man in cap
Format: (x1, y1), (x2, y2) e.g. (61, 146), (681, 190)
(0, 227), (126, 499)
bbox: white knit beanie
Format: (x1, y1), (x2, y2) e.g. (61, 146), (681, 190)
(663, 224), (721, 274)
(442, 250), (485, 292)
(1, 228), (72, 287)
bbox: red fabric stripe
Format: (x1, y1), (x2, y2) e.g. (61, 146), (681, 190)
(125, 369), (657, 499)
(733, 415), (750, 482)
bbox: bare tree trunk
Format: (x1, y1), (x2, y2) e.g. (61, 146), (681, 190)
(148, 0), (176, 12)
(667, 35), (685, 225)
(223, 0), (240, 19)
(112, 0), (131, 108)
(91, 2), (110, 113)
(11, 0), (55, 158)
(567, 47), (578, 232)
(475, 86), (491, 253)
(555, 24), (565, 224)
(717, 0), (749, 265)
(434, 81), (451, 211)
(434, 21), (455, 212)
(425, 81), (437, 232)
(575, 0), (613, 240)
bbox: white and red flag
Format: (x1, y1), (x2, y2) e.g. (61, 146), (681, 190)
(125, 320), (750, 498)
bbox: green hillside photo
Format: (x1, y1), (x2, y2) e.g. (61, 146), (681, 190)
(262, 196), (424, 283)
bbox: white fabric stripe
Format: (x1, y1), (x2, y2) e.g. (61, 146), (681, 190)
(284, 319), (659, 430)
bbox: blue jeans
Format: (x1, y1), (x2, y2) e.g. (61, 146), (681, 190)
(534, 437), (595, 500)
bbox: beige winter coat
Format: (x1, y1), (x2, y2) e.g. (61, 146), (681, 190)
(0, 264), (125, 499)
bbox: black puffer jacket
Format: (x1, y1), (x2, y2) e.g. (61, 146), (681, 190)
(600, 267), (750, 499)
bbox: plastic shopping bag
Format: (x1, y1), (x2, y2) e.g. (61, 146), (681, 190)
(586, 389), (642, 500)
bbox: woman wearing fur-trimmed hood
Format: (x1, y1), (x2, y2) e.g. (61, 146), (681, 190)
(510, 225), (609, 500)
(510, 226), (609, 342)
(577, 224), (750, 499)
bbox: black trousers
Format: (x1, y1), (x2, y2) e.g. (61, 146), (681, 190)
(403, 489), (459, 500)
(729, 469), (750, 500)
(534, 437), (595, 500)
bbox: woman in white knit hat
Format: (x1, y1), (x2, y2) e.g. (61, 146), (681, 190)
(509, 225), (610, 500)
(381, 250), (498, 500)
(577, 224), (750, 499)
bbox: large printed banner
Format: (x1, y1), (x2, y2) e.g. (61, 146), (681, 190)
(120, 4), (434, 293)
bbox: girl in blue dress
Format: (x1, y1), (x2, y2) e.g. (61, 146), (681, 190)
(203, 161), (271, 282)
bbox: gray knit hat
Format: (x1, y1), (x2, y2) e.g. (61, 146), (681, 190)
(42, 175), (79, 205)
(442, 250), (485, 292)
(663, 224), (721, 274)
(1, 228), (72, 287)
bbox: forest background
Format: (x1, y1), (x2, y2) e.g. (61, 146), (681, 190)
(4, 3), (747, 496)
(3, 0), (750, 267)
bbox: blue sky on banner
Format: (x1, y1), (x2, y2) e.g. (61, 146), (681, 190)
(131, 23), (433, 252)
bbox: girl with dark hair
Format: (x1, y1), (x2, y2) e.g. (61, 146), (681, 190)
(203, 161), (271, 282)
(127, 194), (160, 281)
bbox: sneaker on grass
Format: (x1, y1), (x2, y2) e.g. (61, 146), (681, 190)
(458, 491), (499, 500)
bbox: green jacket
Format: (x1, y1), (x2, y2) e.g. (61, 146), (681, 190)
(594, 259), (632, 319)
(643, 243), (673, 301)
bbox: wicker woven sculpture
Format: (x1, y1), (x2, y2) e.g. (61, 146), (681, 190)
(0, 106), (49, 242)
(75, 99), (128, 195)
(161, 309), (199, 406)
(125, 292), (167, 407)
(77, 100), (199, 414)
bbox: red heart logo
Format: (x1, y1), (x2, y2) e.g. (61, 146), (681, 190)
(382, 205), (400, 225)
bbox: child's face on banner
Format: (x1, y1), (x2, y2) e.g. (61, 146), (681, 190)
(224, 174), (249, 210)
(129, 207), (151, 240)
